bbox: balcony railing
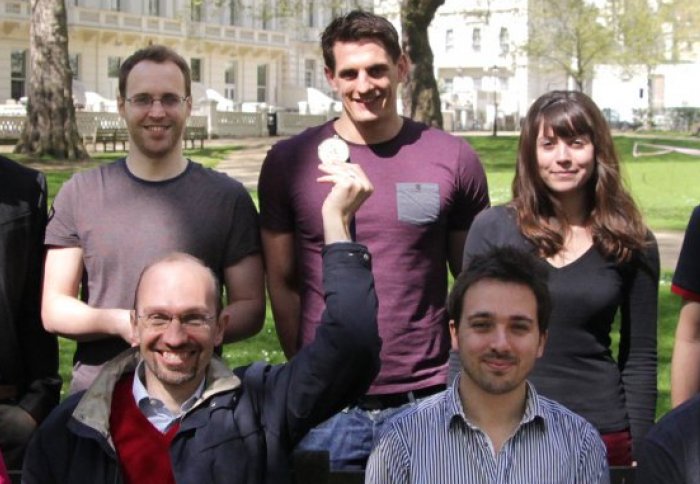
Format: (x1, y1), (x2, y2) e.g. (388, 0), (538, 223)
(0, 1), (288, 48)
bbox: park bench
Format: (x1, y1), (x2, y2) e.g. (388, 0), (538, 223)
(291, 451), (637, 483)
(184, 126), (207, 149)
(94, 126), (128, 152)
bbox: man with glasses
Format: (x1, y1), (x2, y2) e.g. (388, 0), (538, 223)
(42, 45), (265, 393)
(23, 161), (379, 484)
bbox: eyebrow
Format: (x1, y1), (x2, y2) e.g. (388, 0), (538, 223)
(466, 311), (535, 323)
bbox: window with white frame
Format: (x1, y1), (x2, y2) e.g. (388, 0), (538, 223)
(225, 61), (237, 100)
(229, 0), (237, 25)
(472, 28), (481, 52)
(191, 0), (202, 22)
(191, 58), (202, 82)
(10, 50), (26, 100)
(261, 0), (272, 29)
(148, 0), (160, 16)
(69, 53), (80, 80)
(109, 0), (121, 11)
(308, 0), (316, 27)
(257, 64), (268, 103)
(499, 27), (510, 56)
(445, 29), (454, 52)
(107, 56), (121, 78)
(304, 59), (316, 88)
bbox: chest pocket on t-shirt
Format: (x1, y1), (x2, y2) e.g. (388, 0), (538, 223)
(396, 183), (440, 225)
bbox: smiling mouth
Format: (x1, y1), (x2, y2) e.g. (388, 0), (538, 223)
(353, 94), (382, 104)
(144, 126), (170, 132)
(158, 349), (195, 367)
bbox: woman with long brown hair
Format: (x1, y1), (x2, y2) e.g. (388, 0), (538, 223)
(460, 90), (659, 464)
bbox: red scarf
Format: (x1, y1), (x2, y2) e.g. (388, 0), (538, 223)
(110, 373), (180, 484)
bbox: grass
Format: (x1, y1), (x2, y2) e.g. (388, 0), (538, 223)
(19, 134), (698, 417)
(465, 134), (700, 229)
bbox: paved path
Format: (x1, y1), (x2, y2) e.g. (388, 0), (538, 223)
(217, 136), (687, 272)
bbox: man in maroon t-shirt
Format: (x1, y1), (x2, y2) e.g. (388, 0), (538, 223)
(258, 10), (489, 469)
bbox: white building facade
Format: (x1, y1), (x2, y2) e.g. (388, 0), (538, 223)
(379, 0), (699, 129)
(0, 0), (371, 111)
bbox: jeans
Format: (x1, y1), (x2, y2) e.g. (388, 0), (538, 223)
(296, 399), (424, 470)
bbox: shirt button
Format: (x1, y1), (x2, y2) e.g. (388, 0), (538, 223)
(210, 401), (217, 408)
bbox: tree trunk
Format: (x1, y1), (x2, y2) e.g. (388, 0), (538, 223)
(15, 0), (88, 160)
(400, 0), (444, 129)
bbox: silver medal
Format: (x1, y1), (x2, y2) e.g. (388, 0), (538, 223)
(318, 135), (350, 165)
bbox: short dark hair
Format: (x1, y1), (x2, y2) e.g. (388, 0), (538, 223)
(447, 247), (551, 333)
(118, 45), (191, 98)
(321, 10), (402, 72)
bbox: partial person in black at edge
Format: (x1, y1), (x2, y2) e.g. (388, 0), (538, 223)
(0, 155), (61, 471)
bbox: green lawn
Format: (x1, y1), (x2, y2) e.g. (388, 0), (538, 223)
(465, 134), (700, 229)
(25, 133), (699, 418)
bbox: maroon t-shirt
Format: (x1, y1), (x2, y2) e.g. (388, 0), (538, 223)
(259, 119), (489, 394)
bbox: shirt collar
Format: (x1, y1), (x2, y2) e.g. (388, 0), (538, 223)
(132, 360), (205, 414)
(445, 376), (545, 432)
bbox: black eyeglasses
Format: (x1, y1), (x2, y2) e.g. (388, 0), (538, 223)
(125, 93), (189, 110)
(137, 312), (215, 331)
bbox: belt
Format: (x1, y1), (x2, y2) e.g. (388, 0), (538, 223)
(0, 384), (18, 401)
(355, 384), (445, 411)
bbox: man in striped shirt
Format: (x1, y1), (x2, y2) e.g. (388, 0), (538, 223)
(367, 247), (609, 483)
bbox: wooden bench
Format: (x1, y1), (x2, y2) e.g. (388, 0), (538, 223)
(184, 126), (207, 149)
(94, 127), (128, 152)
(293, 451), (637, 484)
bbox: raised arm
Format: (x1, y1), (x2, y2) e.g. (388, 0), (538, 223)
(42, 247), (132, 343)
(260, 162), (379, 445)
(220, 253), (265, 343)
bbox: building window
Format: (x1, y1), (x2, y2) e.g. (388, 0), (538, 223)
(148, 0), (160, 16)
(191, 0), (202, 22)
(229, 0), (237, 25)
(445, 29), (454, 52)
(225, 61), (237, 100)
(304, 59), (316, 88)
(69, 53), (80, 80)
(308, 0), (315, 27)
(444, 78), (453, 93)
(499, 27), (510, 56)
(472, 28), (481, 52)
(109, 0), (121, 11)
(107, 56), (121, 78)
(10, 50), (26, 100)
(191, 58), (202, 82)
(473, 76), (482, 90)
(257, 64), (267, 103)
(259, 0), (272, 29)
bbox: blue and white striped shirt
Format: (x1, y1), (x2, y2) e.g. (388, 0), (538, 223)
(366, 378), (609, 483)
